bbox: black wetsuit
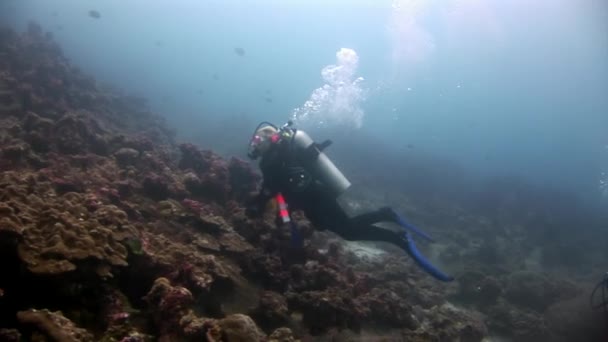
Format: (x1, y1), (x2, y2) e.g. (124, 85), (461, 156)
(248, 136), (407, 249)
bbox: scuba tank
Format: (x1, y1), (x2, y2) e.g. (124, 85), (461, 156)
(248, 120), (351, 196)
(289, 126), (351, 197)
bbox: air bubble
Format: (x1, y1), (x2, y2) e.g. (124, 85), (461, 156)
(291, 48), (366, 129)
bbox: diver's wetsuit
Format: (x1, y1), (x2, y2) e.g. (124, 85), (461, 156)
(249, 136), (407, 249)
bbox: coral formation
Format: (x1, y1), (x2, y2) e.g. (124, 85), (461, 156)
(17, 309), (94, 342)
(218, 314), (267, 342)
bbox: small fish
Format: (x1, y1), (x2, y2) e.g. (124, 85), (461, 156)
(406, 143), (414, 149)
(212, 73), (219, 81)
(196, 89), (204, 95)
(234, 47), (245, 56)
(88, 10), (101, 19)
(154, 40), (163, 47)
(264, 97), (273, 103)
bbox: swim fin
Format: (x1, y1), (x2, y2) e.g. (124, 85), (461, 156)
(390, 208), (435, 243)
(403, 233), (454, 282)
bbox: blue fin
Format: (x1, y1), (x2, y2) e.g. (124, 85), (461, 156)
(391, 209), (435, 243)
(404, 234), (454, 282)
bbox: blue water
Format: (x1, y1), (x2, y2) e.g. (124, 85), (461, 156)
(1, 0), (607, 204)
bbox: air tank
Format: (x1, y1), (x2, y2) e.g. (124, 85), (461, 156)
(292, 130), (351, 196)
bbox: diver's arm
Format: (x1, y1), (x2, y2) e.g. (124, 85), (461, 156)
(246, 155), (281, 218)
(246, 179), (277, 217)
(257, 182), (277, 204)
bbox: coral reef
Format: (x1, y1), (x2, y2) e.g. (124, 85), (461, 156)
(17, 309), (93, 342)
(0, 21), (599, 342)
(544, 294), (606, 342)
(3, 172), (136, 277)
(249, 291), (290, 331)
(218, 314), (266, 342)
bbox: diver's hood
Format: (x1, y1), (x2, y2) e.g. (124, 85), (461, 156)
(247, 122), (278, 160)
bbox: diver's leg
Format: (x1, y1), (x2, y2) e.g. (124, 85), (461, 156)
(350, 206), (395, 226)
(352, 206), (434, 242)
(324, 210), (454, 282)
(331, 219), (404, 246)
(336, 222), (454, 282)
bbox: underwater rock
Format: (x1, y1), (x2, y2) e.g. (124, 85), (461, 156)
(99, 288), (141, 337)
(228, 157), (260, 202)
(111, 134), (155, 153)
(218, 314), (266, 342)
(0, 201), (26, 239)
(1, 141), (30, 164)
(183, 171), (204, 194)
(504, 271), (577, 312)
(144, 277), (195, 338)
(452, 271), (502, 307)
(179, 143), (212, 173)
(169, 258), (225, 293)
(544, 294), (606, 342)
(53, 112), (109, 155)
(0, 80), (21, 115)
(510, 309), (552, 341)
(400, 304), (487, 342)
(475, 276), (502, 306)
(114, 147), (140, 167)
(249, 291), (290, 331)
(17, 309), (94, 342)
(0, 329), (21, 342)
(142, 174), (170, 200)
(358, 287), (418, 330)
(286, 288), (366, 334)
(240, 252), (291, 292)
(1, 171), (136, 277)
(485, 301), (552, 341)
(179, 147), (233, 202)
(178, 312), (222, 341)
(218, 231), (255, 256)
(22, 111), (55, 152)
(268, 327), (297, 342)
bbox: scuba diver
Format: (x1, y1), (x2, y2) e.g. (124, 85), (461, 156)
(245, 121), (454, 282)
